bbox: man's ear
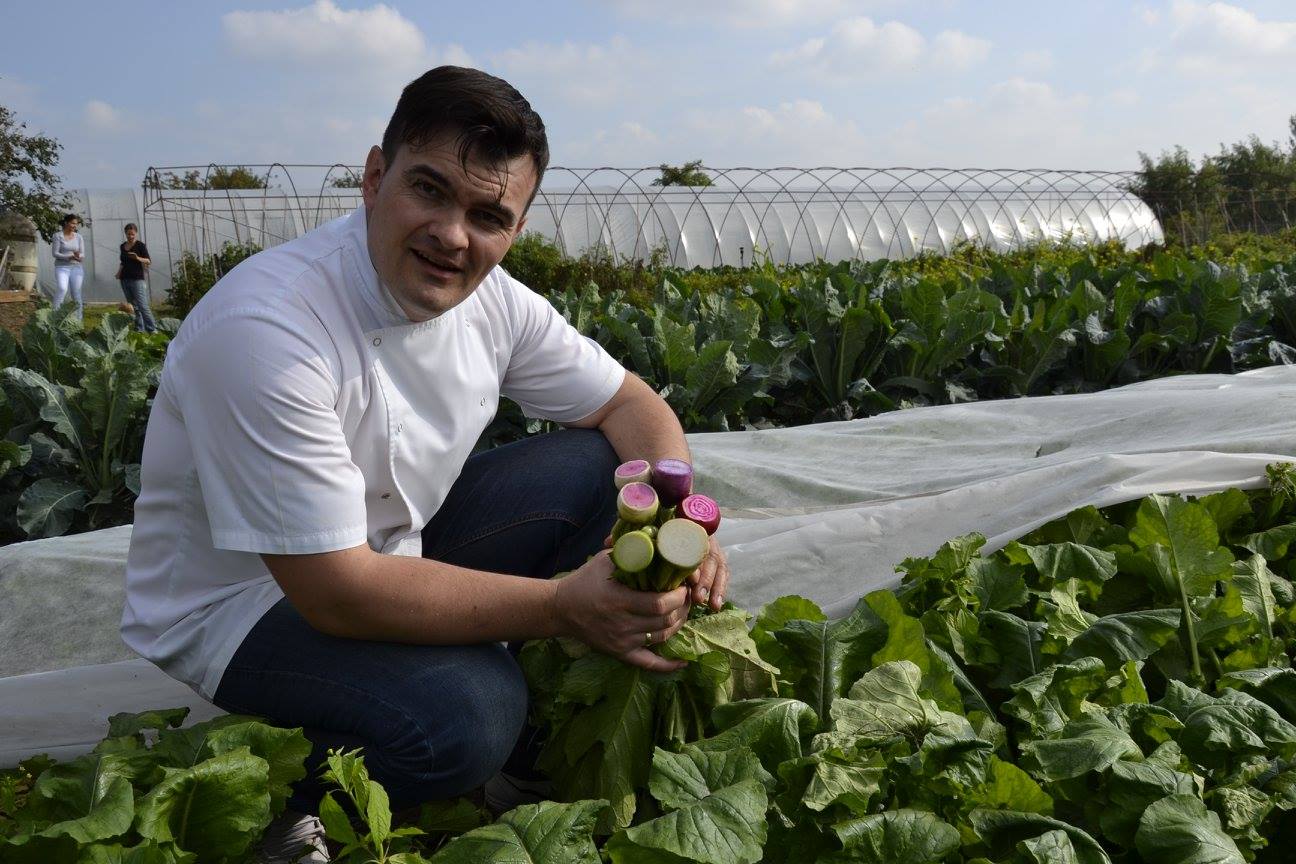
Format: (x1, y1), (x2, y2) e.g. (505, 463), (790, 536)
(362, 145), (386, 208)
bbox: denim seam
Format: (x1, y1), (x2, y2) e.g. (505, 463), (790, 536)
(432, 510), (582, 558)
(217, 667), (436, 766)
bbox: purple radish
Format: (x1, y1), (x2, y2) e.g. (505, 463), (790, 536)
(651, 459), (693, 507)
(617, 482), (659, 524)
(614, 459), (652, 489)
(678, 494), (721, 535)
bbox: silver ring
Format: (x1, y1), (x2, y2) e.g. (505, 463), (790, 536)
(645, 631), (653, 647)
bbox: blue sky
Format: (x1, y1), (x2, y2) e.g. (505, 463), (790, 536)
(2, 0), (1294, 189)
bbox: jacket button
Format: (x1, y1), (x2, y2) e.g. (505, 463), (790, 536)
(372, 337), (382, 346)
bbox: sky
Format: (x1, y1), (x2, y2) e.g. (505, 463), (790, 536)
(2, 0), (1294, 190)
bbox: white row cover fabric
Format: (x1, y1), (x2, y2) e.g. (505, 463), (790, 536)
(1, 367), (1293, 765)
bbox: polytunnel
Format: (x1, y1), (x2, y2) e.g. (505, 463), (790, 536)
(34, 166), (1163, 304)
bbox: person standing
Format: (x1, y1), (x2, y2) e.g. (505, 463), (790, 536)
(50, 213), (85, 321)
(116, 223), (157, 332)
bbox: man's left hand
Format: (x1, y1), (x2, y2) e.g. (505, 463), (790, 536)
(687, 535), (729, 611)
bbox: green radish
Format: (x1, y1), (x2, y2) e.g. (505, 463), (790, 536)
(612, 530), (655, 573)
(652, 518), (709, 591)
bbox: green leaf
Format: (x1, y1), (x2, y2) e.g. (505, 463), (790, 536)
(777, 747), (885, 815)
(1134, 794), (1246, 864)
(694, 699), (819, 775)
(1128, 495), (1234, 598)
(766, 596), (886, 723)
(202, 721), (311, 818)
(134, 747), (271, 862)
(16, 477), (88, 538)
(1098, 757), (1199, 848)
(661, 608), (779, 702)
(831, 661), (971, 744)
(964, 756), (1054, 816)
(430, 799), (607, 864)
(1016, 829), (1082, 864)
(1061, 608), (1181, 669)
(750, 595), (826, 676)
(1020, 713), (1143, 781)
(968, 809), (1111, 864)
(1020, 542), (1118, 591)
(25, 754), (134, 844)
(0, 367), (88, 452)
(685, 340), (740, 415)
(825, 809), (961, 864)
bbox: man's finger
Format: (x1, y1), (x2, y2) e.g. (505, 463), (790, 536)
(622, 647), (687, 673)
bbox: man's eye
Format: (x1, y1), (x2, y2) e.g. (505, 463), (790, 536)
(414, 181), (442, 197)
(478, 211), (507, 228)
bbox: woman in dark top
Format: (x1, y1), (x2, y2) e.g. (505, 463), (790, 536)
(117, 223), (157, 332)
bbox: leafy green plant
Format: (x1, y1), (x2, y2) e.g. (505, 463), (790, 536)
(165, 240), (261, 317)
(0, 306), (158, 541)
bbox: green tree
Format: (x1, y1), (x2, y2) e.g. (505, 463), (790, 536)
(328, 172), (363, 188)
(0, 100), (72, 240)
(652, 160), (714, 187)
(145, 166), (268, 190)
(1132, 116), (1296, 244)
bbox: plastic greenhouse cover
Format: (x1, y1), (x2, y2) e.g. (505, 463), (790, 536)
(1, 366), (1294, 764)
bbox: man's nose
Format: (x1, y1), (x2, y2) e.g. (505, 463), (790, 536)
(429, 210), (469, 251)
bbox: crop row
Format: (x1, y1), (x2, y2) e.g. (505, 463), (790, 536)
(3, 249), (1295, 543)
(5, 468), (1296, 862)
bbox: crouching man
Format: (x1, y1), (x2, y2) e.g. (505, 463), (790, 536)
(120, 65), (729, 862)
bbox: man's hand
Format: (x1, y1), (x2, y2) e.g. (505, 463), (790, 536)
(553, 550), (690, 673)
(687, 535), (729, 611)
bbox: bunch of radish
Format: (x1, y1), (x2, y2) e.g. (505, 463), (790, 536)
(608, 458), (720, 592)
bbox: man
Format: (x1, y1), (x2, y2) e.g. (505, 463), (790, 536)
(120, 66), (729, 861)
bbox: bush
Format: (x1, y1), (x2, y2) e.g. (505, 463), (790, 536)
(165, 240), (261, 317)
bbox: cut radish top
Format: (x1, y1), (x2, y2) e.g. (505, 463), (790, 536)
(679, 494), (721, 535)
(651, 459), (693, 507)
(612, 530), (655, 572)
(655, 518), (709, 570)
(617, 482), (659, 524)
(613, 459), (652, 489)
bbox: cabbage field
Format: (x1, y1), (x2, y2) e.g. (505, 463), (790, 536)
(4, 468), (1296, 862)
(2, 245), (1296, 861)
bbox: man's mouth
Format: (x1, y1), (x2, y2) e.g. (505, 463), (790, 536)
(411, 248), (462, 275)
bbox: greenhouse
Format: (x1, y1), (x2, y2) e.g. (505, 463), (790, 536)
(34, 165), (1162, 305)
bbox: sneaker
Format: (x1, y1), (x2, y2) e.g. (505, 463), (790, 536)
(255, 809), (330, 863)
(483, 772), (553, 816)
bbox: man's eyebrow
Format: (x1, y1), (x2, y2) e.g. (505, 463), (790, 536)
(402, 164), (519, 225)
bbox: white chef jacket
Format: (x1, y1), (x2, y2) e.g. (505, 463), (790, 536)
(120, 206), (625, 699)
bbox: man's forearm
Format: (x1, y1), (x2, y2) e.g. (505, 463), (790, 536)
(264, 546), (566, 644)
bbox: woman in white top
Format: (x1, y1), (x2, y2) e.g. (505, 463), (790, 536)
(50, 213), (85, 321)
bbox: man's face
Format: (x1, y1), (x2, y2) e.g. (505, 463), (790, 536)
(361, 135), (534, 321)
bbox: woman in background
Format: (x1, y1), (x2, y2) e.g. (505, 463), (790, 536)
(117, 223), (157, 332)
(50, 213), (85, 321)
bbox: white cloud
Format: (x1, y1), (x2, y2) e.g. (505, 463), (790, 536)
(1146, 1), (1296, 76)
(223, 0), (424, 65)
(679, 99), (877, 165)
(490, 37), (652, 109)
(84, 100), (125, 133)
(604, 0), (881, 29)
(772, 16), (990, 80)
(887, 78), (1104, 168)
(1017, 49), (1054, 74)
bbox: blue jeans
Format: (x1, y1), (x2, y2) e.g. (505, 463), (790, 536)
(119, 279), (157, 332)
(212, 429), (620, 814)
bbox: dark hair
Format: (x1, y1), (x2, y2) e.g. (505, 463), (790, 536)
(381, 66), (549, 208)
(62, 213), (80, 227)
(123, 222), (138, 233)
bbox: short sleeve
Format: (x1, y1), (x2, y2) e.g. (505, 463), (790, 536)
(496, 273), (625, 423)
(167, 311), (369, 554)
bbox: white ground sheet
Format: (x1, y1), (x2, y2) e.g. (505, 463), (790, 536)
(3, 366), (1294, 766)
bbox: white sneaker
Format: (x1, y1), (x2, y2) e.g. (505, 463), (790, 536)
(255, 810), (330, 863)
(483, 772), (553, 816)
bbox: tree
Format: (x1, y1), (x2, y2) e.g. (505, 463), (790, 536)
(652, 160), (713, 187)
(144, 166), (268, 190)
(329, 172), (363, 188)
(0, 101), (72, 240)
(1131, 116), (1296, 243)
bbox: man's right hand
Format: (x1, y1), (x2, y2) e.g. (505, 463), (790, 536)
(552, 550), (690, 673)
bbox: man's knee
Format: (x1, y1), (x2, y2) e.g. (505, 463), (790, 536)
(373, 647), (529, 804)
